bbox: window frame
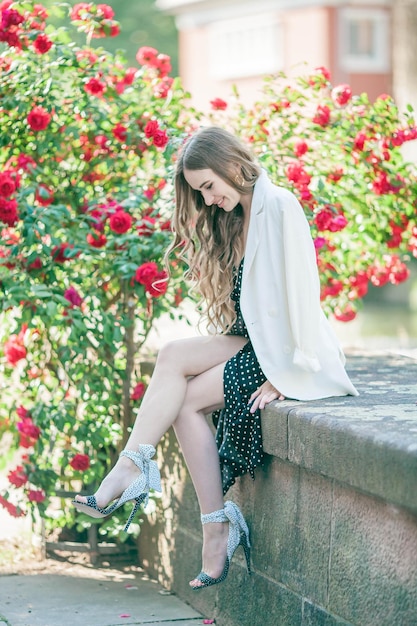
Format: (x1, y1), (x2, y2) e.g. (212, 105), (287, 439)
(208, 12), (283, 80)
(339, 7), (390, 74)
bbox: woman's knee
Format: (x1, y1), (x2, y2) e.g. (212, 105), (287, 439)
(155, 338), (190, 372)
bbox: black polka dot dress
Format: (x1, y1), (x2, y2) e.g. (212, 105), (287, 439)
(212, 258), (267, 494)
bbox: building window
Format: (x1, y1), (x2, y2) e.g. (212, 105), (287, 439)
(340, 8), (390, 73)
(208, 13), (283, 80)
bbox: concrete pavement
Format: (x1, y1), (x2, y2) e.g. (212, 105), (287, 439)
(0, 560), (208, 626)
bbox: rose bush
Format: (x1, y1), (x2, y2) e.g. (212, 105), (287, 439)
(1, 2), (416, 539)
(209, 68), (417, 321)
(0, 0), (199, 536)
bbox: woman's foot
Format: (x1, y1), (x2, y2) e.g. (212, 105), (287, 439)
(74, 454), (141, 509)
(189, 521), (229, 588)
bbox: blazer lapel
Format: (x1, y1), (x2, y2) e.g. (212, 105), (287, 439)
(242, 170), (267, 277)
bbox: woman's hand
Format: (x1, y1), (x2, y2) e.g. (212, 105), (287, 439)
(248, 381), (285, 414)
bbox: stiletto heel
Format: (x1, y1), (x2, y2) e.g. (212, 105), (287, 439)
(241, 533), (252, 574)
(72, 444), (161, 532)
(190, 500), (251, 590)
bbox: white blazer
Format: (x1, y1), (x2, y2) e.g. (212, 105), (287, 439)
(240, 170), (358, 401)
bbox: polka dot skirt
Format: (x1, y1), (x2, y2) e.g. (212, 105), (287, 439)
(212, 259), (267, 494)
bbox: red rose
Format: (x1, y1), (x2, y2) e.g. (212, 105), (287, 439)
(27, 489), (46, 503)
(334, 304), (357, 322)
(123, 67), (136, 85)
(387, 256), (410, 284)
(33, 34), (53, 54)
(294, 140), (308, 157)
(328, 214), (348, 232)
(8, 465), (28, 487)
(109, 210), (132, 234)
(27, 106), (51, 131)
(314, 209), (333, 231)
(64, 286), (83, 307)
(321, 278), (344, 299)
(286, 162), (311, 187)
(146, 270), (168, 297)
(372, 171), (392, 195)
(136, 46), (158, 67)
(16, 405), (30, 419)
(69, 453), (90, 471)
(112, 123), (127, 142)
(353, 131), (367, 151)
(0, 29), (21, 48)
(328, 167), (344, 182)
(144, 119), (159, 138)
(0, 171), (16, 197)
(135, 261), (158, 286)
(156, 53), (171, 77)
(1, 8), (24, 28)
(349, 272), (369, 299)
(313, 104), (331, 127)
(153, 129), (169, 148)
(314, 237), (327, 250)
(367, 264), (390, 287)
(210, 98), (228, 111)
(131, 381), (146, 401)
(17, 416), (40, 441)
(331, 84), (352, 107)
(84, 77), (106, 96)
(4, 334), (26, 365)
(0, 197), (18, 225)
(87, 231), (107, 248)
(17, 153), (36, 171)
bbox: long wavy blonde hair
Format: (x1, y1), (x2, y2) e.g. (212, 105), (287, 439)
(166, 126), (261, 333)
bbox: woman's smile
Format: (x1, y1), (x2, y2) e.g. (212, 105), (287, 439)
(184, 168), (241, 212)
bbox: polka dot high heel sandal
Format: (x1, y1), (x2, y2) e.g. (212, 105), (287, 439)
(190, 500), (251, 590)
(72, 444), (161, 532)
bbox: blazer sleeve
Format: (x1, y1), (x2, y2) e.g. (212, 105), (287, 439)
(281, 189), (322, 372)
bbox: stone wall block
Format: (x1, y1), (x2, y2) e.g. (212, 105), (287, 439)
(261, 402), (289, 459)
(301, 600), (352, 625)
(215, 571), (303, 626)
(328, 483), (417, 625)
(247, 456), (332, 606)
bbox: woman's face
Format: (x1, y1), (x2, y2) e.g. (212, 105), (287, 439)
(184, 168), (241, 212)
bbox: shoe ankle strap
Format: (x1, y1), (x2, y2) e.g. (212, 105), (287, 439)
(201, 508), (228, 524)
(121, 444), (156, 467)
(120, 444), (161, 502)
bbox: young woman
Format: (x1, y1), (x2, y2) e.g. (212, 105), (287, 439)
(73, 126), (358, 590)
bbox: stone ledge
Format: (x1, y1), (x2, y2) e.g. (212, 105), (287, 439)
(262, 351), (417, 514)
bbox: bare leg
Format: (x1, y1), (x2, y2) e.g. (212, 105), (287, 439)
(75, 335), (247, 508)
(172, 363), (231, 586)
